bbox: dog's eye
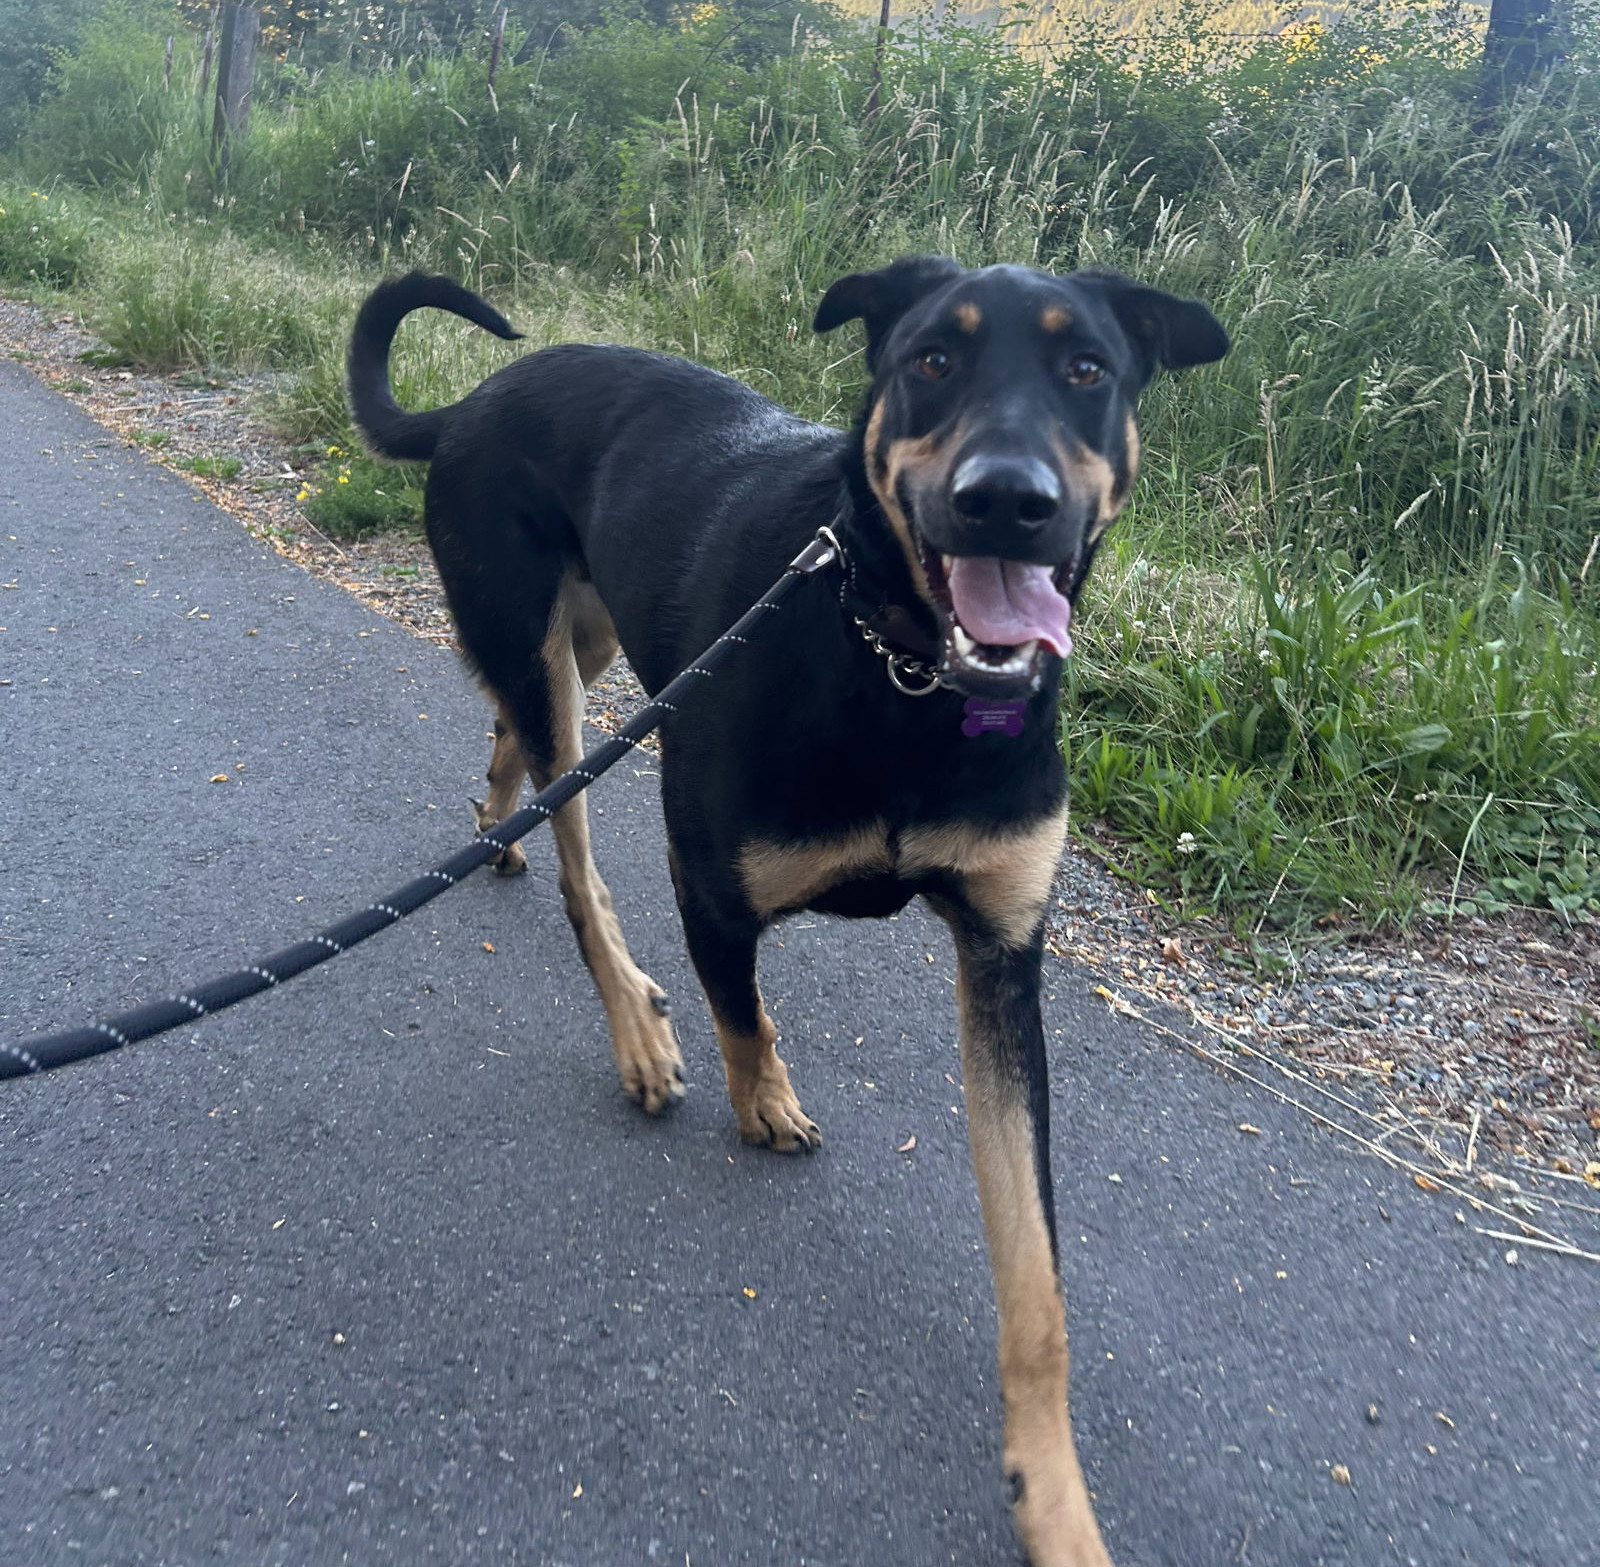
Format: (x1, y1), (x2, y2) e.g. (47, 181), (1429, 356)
(1064, 355), (1105, 386)
(914, 349), (952, 380)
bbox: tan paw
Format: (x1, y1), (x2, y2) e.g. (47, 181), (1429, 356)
(1005, 1451), (1114, 1567)
(471, 798), (527, 875)
(732, 1059), (821, 1152)
(613, 986), (687, 1115)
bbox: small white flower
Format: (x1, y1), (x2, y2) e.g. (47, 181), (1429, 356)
(1176, 832), (1198, 856)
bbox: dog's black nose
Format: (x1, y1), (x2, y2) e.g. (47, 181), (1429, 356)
(950, 455), (1062, 527)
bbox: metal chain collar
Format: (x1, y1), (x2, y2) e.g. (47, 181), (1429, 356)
(817, 525), (953, 698)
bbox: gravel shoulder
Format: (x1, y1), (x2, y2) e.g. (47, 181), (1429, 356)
(5, 294), (1596, 1204)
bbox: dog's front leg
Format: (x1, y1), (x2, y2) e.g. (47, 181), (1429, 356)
(933, 896), (1113, 1567)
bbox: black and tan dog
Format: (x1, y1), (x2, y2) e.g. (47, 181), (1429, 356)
(348, 257), (1226, 1566)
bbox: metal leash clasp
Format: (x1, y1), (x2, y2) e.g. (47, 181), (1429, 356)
(791, 527), (842, 574)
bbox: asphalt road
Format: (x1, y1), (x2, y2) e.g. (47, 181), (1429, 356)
(1, 357), (1595, 1567)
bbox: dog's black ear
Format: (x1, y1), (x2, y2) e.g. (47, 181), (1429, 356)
(1078, 268), (1229, 382)
(814, 255), (965, 367)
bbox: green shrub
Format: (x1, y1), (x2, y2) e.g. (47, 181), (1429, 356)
(21, 3), (192, 189)
(0, 183), (93, 287)
(0, 0), (111, 150)
(87, 222), (349, 369)
(1064, 548), (1600, 924)
(299, 449), (423, 538)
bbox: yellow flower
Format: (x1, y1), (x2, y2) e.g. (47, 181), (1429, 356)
(337, 474), (349, 484)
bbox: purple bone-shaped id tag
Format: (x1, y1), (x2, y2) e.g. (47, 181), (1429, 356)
(961, 697), (1027, 738)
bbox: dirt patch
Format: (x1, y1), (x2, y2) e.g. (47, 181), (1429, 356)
(5, 297), (1597, 1214)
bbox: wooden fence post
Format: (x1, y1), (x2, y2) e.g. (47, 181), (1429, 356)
(865, 0), (892, 121)
(488, 6), (508, 102)
(212, 5), (259, 180)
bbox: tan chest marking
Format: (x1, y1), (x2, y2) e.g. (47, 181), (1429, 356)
(901, 809), (1067, 947)
(739, 807), (1067, 944)
(738, 822), (893, 917)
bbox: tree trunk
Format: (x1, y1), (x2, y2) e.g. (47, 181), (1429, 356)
(1481, 0), (1565, 107)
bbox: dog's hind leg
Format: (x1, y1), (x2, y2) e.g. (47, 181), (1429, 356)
(470, 578), (618, 878)
(522, 578), (684, 1114)
(473, 711), (530, 875)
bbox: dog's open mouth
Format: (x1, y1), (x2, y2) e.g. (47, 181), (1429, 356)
(918, 542), (1074, 695)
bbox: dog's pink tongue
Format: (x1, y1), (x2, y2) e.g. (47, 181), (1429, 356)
(946, 557), (1073, 656)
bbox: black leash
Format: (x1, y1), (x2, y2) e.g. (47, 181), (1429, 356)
(1, 533), (840, 1081)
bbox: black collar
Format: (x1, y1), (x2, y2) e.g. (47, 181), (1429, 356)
(829, 513), (942, 663)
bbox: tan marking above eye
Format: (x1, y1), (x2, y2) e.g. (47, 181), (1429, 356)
(955, 302), (982, 334)
(1040, 305), (1071, 333)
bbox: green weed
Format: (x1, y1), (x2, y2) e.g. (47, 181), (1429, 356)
(175, 453), (242, 480)
(298, 450), (423, 539)
(0, 182), (91, 287)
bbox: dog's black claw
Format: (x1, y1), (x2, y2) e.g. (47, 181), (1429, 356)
(1005, 1469), (1025, 1507)
(650, 993), (671, 1017)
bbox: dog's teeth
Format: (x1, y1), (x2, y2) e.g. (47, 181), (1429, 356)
(999, 640), (1039, 675)
(951, 627), (1039, 677)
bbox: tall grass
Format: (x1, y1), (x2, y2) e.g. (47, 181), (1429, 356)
(9, 1), (1600, 927)
(1066, 544), (1600, 923)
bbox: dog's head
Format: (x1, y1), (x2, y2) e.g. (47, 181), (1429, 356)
(815, 257), (1228, 698)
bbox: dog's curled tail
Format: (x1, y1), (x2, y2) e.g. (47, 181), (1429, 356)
(347, 272), (522, 463)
